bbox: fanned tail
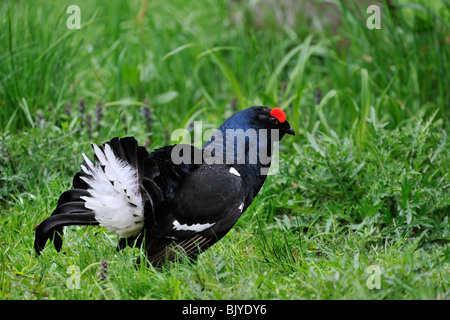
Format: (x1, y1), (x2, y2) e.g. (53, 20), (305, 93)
(34, 137), (155, 255)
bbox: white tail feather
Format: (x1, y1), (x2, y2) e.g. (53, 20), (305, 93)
(80, 143), (144, 238)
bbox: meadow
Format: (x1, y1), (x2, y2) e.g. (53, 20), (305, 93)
(0, 0), (448, 300)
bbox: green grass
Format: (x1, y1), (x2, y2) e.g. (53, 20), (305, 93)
(0, 0), (449, 300)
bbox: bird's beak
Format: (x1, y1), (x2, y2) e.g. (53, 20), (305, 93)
(284, 126), (295, 136)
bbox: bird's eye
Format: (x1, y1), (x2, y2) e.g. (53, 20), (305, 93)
(270, 117), (279, 124)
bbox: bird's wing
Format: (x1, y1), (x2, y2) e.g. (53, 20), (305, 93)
(144, 164), (248, 266)
(117, 143), (200, 249)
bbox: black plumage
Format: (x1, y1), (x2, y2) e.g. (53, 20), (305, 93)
(34, 106), (294, 267)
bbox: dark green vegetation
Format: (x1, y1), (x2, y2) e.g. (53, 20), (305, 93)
(0, 0), (448, 299)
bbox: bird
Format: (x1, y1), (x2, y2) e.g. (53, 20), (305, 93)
(34, 106), (295, 267)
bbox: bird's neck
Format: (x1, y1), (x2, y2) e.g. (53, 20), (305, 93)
(202, 127), (278, 195)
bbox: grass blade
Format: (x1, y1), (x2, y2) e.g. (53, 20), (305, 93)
(357, 68), (370, 149)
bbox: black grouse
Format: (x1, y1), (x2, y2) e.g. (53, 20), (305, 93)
(34, 106), (295, 266)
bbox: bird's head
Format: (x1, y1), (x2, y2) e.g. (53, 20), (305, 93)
(202, 106), (294, 168)
(248, 106), (295, 139)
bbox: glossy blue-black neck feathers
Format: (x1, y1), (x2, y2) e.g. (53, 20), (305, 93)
(202, 107), (278, 197)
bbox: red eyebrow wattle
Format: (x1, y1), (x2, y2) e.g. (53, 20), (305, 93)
(270, 107), (286, 123)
